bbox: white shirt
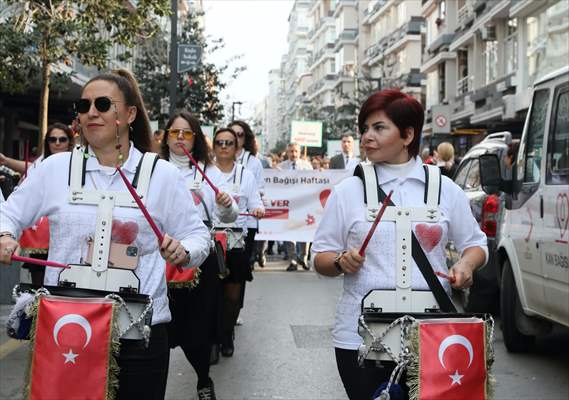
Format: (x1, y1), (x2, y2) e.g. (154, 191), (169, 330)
(216, 163), (264, 233)
(0, 145), (211, 325)
(312, 157), (488, 350)
(236, 149), (265, 229)
(278, 159), (313, 171)
(172, 162), (238, 224)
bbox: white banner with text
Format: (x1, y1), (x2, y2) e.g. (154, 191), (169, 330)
(256, 169), (352, 242)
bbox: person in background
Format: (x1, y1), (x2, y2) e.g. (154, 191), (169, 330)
(436, 141), (458, 178)
(321, 157), (331, 170)
(278, 142), (312, 271)
(161, 111), (237, 400)
(311, 156), (322, 171)
(330, 134), (358, 170)
(213, 127), (264, 358)
(0, 123), (74, 175)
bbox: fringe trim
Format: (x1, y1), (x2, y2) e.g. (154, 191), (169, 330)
(167, 267), (201, 289)
(105, 303), (122, 400)
(406, 322), (420, 400)
(405, 318), (496, 400)
(23, 295), (41, 400)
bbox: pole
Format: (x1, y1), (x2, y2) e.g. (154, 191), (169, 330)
(168, 0), (178, 115)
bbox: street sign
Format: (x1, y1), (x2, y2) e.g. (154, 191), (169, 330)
(431, 105), (451, 134)
(177, 44), (202, 73)
(291, 120), (323, 148)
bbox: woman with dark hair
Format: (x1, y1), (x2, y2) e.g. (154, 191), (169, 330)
(0, 69), (211, 399)
(161, 111), (237, 400)
(212, 127), (264, 358)
(0, 123), (75, 285)
(0, 122), (74, 175)
(312, 89), (488, 399)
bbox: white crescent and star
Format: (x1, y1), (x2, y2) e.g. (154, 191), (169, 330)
(438, 334), (475, 386)
(62, 349), (79, 364)
(53, 314), (92, 349)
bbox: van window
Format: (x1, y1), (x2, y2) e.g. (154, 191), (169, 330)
(547, 87), (569, 185)
(453, 161), (471, 188)
(464, 159), (481, 190)
(523, 89), (549, 183)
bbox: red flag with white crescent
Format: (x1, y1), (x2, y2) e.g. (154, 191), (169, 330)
(27, 296), (116, 400)
(418, 318), (488, 400)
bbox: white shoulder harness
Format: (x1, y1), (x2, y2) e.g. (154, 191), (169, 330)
(358, 162), (443, 312)
(64, 145), (159, 290)
(189, 161), (206, 191)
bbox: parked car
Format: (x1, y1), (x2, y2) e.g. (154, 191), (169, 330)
(450, 132), (516, 313)
(479, 66), (569, 352)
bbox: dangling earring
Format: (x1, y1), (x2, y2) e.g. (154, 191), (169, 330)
(115, 119), (124, 166)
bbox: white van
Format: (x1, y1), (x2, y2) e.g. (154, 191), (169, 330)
(480, 66), (569, 352)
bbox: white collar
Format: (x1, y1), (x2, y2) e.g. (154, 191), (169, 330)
(85, 141), (139, 173)
(169, 151), (190, 169)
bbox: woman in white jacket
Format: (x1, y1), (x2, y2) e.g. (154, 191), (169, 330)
(0, 69), (210, 400)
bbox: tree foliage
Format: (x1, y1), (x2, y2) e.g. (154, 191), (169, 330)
(134, 10), (245, 125)
(0, 0), (170, 144)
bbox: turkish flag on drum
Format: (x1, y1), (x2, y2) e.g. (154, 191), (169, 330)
(419, 319), (488, 400)
(28, 296), (115, 400)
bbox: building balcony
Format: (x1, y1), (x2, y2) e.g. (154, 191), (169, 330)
(334, 29), (358, 50)
(333, 0), (358, 17)
(383, 68), (424, 89)
(309, 43), (335, 70)
(307, 74), (337, 100)
(364, 17), (424, 65)
(457, 2), (475, 29)
(363, 0), (389, 25)
(451, 0), (510, 50)
(308, 16), (334, 41)
(456, 75), (474, 97)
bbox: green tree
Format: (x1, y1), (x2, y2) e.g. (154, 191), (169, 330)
(0, 0), (170, 149)
(134, 10), (245, 125)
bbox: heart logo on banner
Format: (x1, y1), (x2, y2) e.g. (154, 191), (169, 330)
(319, 189), (331, 208)
(111, 220), (139, 244)
(415, 223), (442, 252)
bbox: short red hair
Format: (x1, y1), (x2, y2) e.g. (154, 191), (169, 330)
(358, 89), (424, 158)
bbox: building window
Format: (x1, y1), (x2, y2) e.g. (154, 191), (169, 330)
(484, 40), (498, 85)
(438, 63), (446, 102)
(527, 0), (569, 85)
(505, 19), (518, 75)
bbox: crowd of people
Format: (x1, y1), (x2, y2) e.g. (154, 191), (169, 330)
(0, 68), (489, 400)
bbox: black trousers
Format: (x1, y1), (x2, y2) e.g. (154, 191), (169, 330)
(335, 348), (408, 400)
(117, 324), (170, 400)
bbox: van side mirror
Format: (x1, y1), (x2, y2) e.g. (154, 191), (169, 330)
(479, 154), (503, 195)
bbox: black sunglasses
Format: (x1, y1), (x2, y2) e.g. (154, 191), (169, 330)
(47, 136), (69, 144)
(74, 96), (118, 114)
(214, 139), (235, 147)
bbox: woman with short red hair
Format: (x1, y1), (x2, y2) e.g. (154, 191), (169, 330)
(312, 89), (488, 399)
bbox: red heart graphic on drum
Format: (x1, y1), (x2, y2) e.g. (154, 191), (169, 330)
(556, 193), (569, 240)
(319, 189), (331, 208)
(111, 220), (139, 244)
(415, 223), (442, 252)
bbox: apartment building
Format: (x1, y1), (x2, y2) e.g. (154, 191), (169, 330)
(266, 68), (284, 150)
(421, 0), (569, 152)
(360, 0), (425, 100)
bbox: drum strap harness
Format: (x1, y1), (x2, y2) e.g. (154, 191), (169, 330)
(354, 163), (456, 313)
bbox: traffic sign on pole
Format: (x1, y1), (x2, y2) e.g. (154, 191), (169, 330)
(177, 44), (202, 73)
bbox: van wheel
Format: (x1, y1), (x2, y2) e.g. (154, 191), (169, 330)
(501, 260), (535, 352)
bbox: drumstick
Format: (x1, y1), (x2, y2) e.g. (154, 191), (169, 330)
(358, 190), (393, 257)
(435, 271), (456, 284)
(239, 213), (264, 218)
(177, 144), (220, 195)
(12, 255), (69, 269)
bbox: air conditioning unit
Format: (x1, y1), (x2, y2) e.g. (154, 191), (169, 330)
(480, 25), (496, 41)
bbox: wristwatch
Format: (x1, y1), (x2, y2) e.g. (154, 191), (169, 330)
(334, 251), (346, 274)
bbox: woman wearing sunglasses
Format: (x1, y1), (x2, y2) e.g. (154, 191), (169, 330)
(212, 127), (264, 358)
(0, 122), (74, 176)
(0, 69), (211, 399)
(161, 111), (238, 400)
